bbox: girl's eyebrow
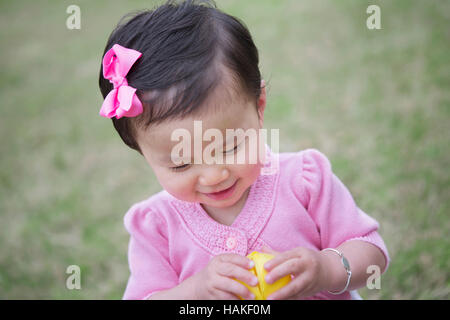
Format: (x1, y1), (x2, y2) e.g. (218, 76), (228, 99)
(159, 153), (189, 165)
(158, 153), (178, 163)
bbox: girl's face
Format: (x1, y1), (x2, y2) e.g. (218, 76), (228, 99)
(135, 81), (266, 213)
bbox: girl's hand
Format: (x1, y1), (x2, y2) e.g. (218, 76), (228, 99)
(261, 246), (331, 300)
(192, 253), (259, 300)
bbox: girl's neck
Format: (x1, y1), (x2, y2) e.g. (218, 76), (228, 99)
(201, 186), (251, 226)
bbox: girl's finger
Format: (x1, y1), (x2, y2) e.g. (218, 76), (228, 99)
(217, 262), (258, 288)
(265, 257), (304, 284)
(213, 276), (255, 300)
(264, 249), (302, 271)
(215, 288), (241, 300)
(267, 275), (308, 300)
(218, 253), (254, 269)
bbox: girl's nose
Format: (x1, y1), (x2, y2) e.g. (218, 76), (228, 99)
(199, 167), (230, 186)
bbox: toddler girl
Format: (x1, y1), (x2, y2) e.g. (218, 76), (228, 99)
(98, 0), (389, 300)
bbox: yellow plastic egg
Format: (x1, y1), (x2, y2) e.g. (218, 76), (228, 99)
(237, 251), (291, 300)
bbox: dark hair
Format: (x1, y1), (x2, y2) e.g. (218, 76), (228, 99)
(98, 0), (263, 153)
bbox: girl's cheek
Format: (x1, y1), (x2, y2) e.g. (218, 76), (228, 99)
(237, 163), (262, 181)
(161, 174), (197, 201)
(249, 164), (263, 182)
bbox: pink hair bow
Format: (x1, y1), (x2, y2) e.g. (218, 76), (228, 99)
(99, 44), (143, 119)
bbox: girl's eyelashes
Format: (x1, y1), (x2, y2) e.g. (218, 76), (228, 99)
(170, 163), (191, 172)
(224, 143), (240, 154)
(170, 144), (240, 172)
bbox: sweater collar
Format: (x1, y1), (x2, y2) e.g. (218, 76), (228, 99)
(170, 145), (279, 256)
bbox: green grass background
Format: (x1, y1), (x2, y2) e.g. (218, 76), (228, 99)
(0, 0), (448, 299)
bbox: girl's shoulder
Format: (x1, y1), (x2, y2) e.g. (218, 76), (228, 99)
(123, 189), (176, 235)
(276, 148), (334, 204)
(277, 147), (333, 177)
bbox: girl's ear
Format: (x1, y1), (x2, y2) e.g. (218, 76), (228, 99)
(257, 79), (267, 127)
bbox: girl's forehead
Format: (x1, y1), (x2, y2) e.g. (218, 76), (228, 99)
(137, 98), (257, 157)
(145, 97), (255, 141)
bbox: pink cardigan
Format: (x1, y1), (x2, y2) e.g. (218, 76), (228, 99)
(122, 148), (389, 300)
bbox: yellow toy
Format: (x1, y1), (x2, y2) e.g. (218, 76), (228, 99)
(237, 251), (291, 300)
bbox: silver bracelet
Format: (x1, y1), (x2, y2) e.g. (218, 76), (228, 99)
(322, 248), (352, 295)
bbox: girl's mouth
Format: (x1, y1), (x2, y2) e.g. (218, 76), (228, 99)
(204, 180), (238, 201)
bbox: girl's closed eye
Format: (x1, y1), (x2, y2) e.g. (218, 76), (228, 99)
(224, 143), (240, 154)
(170, 163), (191, 172)
(170, 144), (240, 172)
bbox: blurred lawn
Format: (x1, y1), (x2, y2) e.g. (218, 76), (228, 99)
(0, 0), (449, 299)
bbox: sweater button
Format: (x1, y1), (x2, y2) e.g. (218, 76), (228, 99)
(226, 236), (237, 250)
